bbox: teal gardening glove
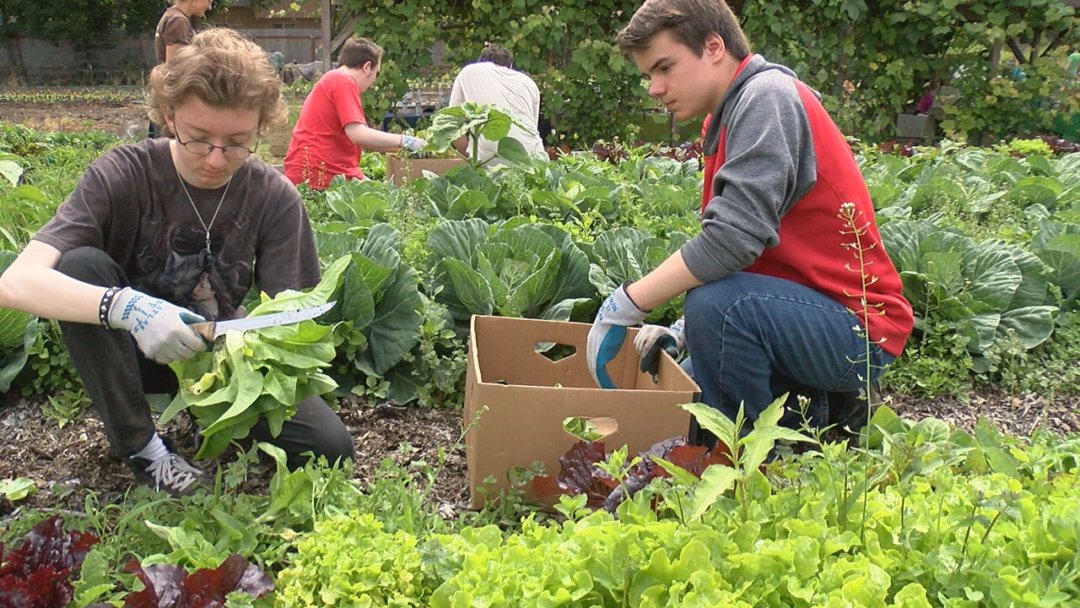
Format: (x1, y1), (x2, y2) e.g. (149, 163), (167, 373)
(587, 283), (649, 388)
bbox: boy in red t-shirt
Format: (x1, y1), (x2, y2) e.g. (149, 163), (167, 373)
(284, 37), (426, 190)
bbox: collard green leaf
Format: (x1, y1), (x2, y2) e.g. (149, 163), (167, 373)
(534, 224), (595, 313)
(248, 255), (351, 317)
(358, 223), (403, 274)
(495, 136), (531, 165)
(339, 256), (378, 328)
(0, 250), (34, 349)
(447, 189), (495, 219)
(441, 258), (495, 316)
(366, 264), (423, 375)
(964, 240), (1022, 312)
(998, 306), (1058, 349)
(1035, 249), (1080, 306)
(0, 314), (37, 393)
(505, 249), (560, 318)
(324, 179), (391, 224)
(1005, 176), (1063, 207)
(1005, 245), (1051, 309)
(427, 218), (488, 268)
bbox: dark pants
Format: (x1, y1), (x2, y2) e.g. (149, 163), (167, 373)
(56, 247), (355, 469)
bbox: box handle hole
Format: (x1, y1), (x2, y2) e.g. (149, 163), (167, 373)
(534, 342), (577, 362)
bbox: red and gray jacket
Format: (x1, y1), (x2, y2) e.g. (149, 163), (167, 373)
(682, 55), (912, 357)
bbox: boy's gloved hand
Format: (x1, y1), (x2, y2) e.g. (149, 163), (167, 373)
(633, 318), (686, 357)
(587, 283), (648, 389)
(107, 287), (207, 364)
(401, 134), (427, 152)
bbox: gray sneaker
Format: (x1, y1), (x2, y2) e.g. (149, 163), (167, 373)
(129, 452), (206, 496)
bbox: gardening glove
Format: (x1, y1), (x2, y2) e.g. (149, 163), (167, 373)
(587, 283), (649, 389)
(401, 134), (427, 152)
(107, 287), (208, 364)
(633, 318), (686, 358)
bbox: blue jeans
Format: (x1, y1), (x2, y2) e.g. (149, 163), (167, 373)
(682, 272), (894, 432)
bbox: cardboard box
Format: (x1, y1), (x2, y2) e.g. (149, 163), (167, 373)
(265, 127), (292, 158)
(464, 315), (700, 509)
(386, 155), (467, 185)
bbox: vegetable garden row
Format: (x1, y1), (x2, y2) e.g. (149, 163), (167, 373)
(1, 123), (1079, 605)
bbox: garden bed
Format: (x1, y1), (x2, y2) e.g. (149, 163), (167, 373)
(2, 388), (1076, 518)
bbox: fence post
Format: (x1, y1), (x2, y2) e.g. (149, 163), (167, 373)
(320, 0), (332, 72)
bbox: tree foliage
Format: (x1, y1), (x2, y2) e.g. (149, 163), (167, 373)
(741, 0), (1079, 142)
(0, 0), (165, 47)
(0, 0), (273, 49)
(1, 0), (1075, 145)
(337, 0), (647, 148)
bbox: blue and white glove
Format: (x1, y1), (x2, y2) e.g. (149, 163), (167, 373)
(401, 134), (427, 152)
(587, 284), (649, 389)
(633, 318), (686, 357)
(107, 287), (208, 364)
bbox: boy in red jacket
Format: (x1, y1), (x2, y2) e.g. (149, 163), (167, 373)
(587, 0), (913, 438)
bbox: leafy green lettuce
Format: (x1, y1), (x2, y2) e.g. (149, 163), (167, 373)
(164, 256), (350, 459)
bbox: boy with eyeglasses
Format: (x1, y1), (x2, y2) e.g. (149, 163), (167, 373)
(0, 28), (355, 496)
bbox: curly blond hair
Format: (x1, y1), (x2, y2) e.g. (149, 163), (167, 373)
(148, 28), (287, 134)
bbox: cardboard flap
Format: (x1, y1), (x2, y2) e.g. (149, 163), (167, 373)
(469, 315), (675, 390)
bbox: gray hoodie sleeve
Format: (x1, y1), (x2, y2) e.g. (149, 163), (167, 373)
(681, 72), (817, 283)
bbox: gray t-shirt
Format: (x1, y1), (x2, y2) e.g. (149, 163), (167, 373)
(34, 138), (321, 321)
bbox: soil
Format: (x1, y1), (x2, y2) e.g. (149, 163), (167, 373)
(1, 388), (1077, 519)
(1, 99), (1079, 521)
(0, 99), (151, 140)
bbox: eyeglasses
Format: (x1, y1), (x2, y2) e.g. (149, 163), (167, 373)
(174, 125), (258, 161)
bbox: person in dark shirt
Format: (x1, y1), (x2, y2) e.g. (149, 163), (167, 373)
(148, 0), (211, 138)
(0, 29), (354, 496)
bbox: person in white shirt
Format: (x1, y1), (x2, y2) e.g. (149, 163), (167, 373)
(448, 43), (547, 165)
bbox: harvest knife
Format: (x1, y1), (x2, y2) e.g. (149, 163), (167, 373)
(190, 301), (336, 341)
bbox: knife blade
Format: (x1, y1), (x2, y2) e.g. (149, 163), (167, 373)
(190, 301), (336, 341)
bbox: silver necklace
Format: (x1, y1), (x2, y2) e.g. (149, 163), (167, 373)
(175, 165), (231, 265)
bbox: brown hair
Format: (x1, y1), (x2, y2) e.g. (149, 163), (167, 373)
(617, 0), (749, 60)
(338, 37), (383, 69)
(479, 43), (513, 67)
(148, 28), (286, 133)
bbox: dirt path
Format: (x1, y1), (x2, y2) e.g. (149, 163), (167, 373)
(0, 100), (149, 139)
